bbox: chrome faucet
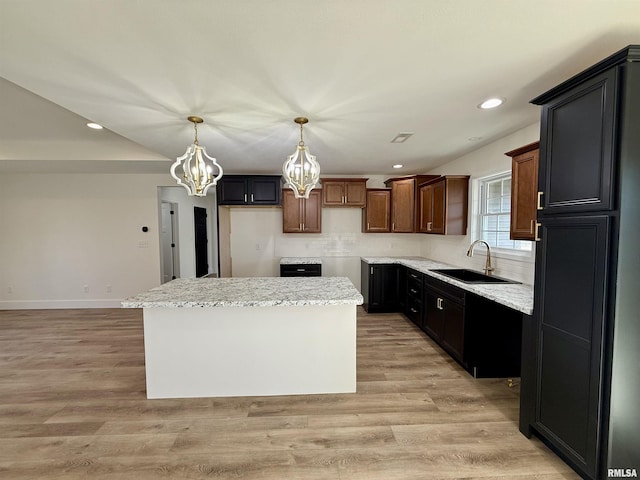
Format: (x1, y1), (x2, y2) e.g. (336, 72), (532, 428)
(467, 240), (495, 276)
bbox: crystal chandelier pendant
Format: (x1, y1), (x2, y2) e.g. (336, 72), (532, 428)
(282, 117), (320, 199)
(170, 116), (223, 197)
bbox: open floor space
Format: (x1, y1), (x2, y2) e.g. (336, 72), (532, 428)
(0, 308), (578, 479)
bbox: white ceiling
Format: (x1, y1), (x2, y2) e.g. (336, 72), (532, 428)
(1, 0), (639, 175)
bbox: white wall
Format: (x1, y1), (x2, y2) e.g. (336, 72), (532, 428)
(0, 173), (173, 308)
(227, 206), (424, 289)
(420, 123), (540, 284)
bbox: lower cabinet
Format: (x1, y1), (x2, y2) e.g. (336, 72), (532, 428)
(360, 261), (398, 313)
(423, 276), (522, 377)
(361, 262), (522, 378)
(405, 269), (423, 327)
(280, 264), (322, 277)
(424, 281), (465, 364)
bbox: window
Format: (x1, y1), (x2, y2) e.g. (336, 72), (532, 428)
(478, 173), (532, 252)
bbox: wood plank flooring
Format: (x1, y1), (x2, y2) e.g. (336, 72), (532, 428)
(0, 307), (579, 479)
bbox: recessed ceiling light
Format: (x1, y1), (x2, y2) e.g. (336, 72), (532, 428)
(393, 164), (403, 169)
(478, 98), (504, 109)
(390, 133), (413, 143)
(86, 122), (103, 130)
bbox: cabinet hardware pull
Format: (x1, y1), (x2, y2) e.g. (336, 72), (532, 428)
(244, 193), (248, 202)
(530, 219), (535, 234)
(300, 223), (303, 231)
(537, 191), (543, 210)
(251, 193), (254, 202)
(534, 222), (541, 241)
(410, 288), (417, 294)
(437, 298), (443, 310)
(392, 222), (395, 231)
(427, 221), (432, 231)
(367, 222), (370, 230)
(296, 268), (305, 272)
(410, 308), (418, 313)
(302, 223), (305, 231)
(343, 195), (346, 204)
(371, 267), (373, 275)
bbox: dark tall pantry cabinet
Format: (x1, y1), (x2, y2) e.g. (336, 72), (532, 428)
(520, 46), (640, 479)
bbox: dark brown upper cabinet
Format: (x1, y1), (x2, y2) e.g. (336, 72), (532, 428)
(506, 142), (539, 241)
(418, 176), (469, 235)
(320, 178), (367, 207)
(384, 175), (439, 233)
(362, 189), (391, 233)
(282, 189), (322, 233)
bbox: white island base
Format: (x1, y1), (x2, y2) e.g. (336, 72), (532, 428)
(142, 304), (357, 399)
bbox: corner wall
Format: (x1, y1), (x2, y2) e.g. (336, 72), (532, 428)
(0, 172), (171, 308)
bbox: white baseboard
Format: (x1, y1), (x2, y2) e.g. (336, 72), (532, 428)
(0, 299), (125, 310)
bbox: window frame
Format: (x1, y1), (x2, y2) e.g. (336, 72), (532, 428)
(471, 172), (535, 263)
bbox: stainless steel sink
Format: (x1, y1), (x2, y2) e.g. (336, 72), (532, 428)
(430, 268), (520, 284)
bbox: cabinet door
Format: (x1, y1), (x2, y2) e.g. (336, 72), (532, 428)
(365, 264), (398, 313)
(419, 184), (434, 233)
(345, 181), (366, 206)
(282, 190), (303, 232)
(441, 298), (464, 363)
(510, 148), (539, 240)
(533, 215), (609, 478)
(391, 179), (415, 232)
(250, 177), (281, 205)
(430, 180), (446, 234)
(539, 68), (617, 214)
(424, 289), (443, 340)
(302, 190), (322, 233)
(217, 177), (248, 205)
(363, 190), (391, 232)
(322, 181), (345, 206)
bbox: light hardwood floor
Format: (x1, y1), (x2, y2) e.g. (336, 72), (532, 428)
(0, 307), (579, 479)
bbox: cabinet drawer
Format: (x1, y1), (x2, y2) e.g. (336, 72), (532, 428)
(280, 264), (322, 277)
(424, 276), (465, 304)
(406, 269), (422, 281)
(406, 296), (422, 326)
(407, 277), (422, 300)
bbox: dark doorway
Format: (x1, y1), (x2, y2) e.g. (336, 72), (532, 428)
(194, 207), (208, 277)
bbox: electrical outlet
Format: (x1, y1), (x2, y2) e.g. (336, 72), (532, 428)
(7, 286), (12, 294)
(255, 243), (260, 251)
(106, 284), (112, 293)
(83, 285), (89, 293)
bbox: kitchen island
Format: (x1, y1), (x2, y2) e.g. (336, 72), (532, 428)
(122, 276), (363, 399)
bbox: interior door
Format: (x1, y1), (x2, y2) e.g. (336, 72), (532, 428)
(160, 202), (178, 283)
(194, 206), (208, 277)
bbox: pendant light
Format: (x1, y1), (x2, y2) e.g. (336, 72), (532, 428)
(170, 116), (223, 196)
(282, 117), (320, 199)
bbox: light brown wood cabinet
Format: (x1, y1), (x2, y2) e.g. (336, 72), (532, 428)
(384, 175), (438, 233)
(282, 189), (322, 233)
(320, 178), (367, 207)
(418, 176), (469, 235)
(505, 141), (539, 241)
(362, 189), (391, 232)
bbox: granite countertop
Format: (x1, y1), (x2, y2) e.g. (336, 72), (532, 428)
(361, 256), (534, 315)
(280, 257), (323, 265)
(122, 277), (363, 308)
